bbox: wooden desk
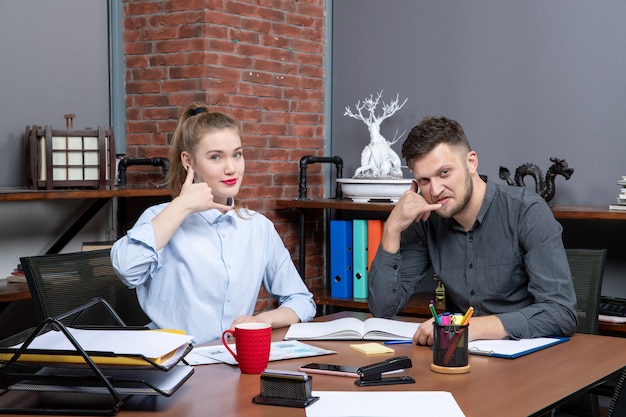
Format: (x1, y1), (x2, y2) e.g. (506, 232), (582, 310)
(8, 312), (623, 417)
(0, 283), (30, 303)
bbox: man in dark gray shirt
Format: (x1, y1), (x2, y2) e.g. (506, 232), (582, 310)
(368, 116), (577, 345)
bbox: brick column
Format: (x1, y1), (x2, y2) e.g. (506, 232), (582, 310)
(123, 0), (327, 309)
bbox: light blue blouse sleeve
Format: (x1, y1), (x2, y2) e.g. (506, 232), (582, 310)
(260, 217), (316, 323)
(110, 205), (164, 287)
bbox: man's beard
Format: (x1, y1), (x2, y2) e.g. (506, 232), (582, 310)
(437, 169), (473, 219)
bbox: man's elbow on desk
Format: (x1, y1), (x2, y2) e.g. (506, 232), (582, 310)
(466, 316), (508, 342)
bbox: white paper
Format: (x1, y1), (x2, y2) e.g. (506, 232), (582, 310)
(185, 340), (335, 366)
(306, 391), (465, 417)
(468, 337), (563, 356)
(599, 314), (626, 323)
(15, 328), (194, 359)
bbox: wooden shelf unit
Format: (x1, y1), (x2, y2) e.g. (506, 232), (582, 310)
(277, 199), (626, 220)
(0, 187), (171, 254)
(277, 198), (626, 334)
(314, 288), (446, 317)
(0, 187), (170, 202)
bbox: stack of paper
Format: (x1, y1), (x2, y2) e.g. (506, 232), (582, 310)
(350, 343), (394, 355)
(609, 176), (626, 211)
(2, 328), (194, 367)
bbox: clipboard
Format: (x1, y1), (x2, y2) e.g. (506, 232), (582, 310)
(468, 337), (570, 359)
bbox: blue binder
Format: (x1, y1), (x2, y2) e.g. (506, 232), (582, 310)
(352, 219), (368, 299)
(330, 220), (353, 299)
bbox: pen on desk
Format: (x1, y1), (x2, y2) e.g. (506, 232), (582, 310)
(383, 340), (414, 345)
(461, 306), (474, 325)
(429, 300), (440, 325)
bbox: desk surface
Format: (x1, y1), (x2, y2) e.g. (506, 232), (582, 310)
(7, 312), (622, 417)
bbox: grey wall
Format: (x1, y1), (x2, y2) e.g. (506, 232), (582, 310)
(0, 0), (112, 278)
(0, 0), (110, 188)
(331, 0), (626, 207)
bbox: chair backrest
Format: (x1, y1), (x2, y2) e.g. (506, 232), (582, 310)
(565, 248), (607, 335)
(20, 249), (150, 327)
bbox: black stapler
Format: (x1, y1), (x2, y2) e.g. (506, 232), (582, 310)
(355, 356), (416, 387)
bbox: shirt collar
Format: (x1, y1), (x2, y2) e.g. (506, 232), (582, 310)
(476, 177), (495, 224)
(197, 207), (236, 225)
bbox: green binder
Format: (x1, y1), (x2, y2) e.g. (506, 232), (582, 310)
(353, 219), (368, 299)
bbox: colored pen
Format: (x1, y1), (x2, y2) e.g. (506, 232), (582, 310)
(461, 306), (474, 325)
(429, 300), (440, 325)
(440, 312), (451, 325)
(383, 340), (414, 345)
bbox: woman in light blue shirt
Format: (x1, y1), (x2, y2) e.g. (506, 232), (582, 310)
(111, 102), (316, 344)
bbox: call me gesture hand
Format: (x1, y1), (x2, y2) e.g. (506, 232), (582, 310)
(179, 166), (233, 214)
(151, 166), (232, 250)
(381, 181), (442, 254)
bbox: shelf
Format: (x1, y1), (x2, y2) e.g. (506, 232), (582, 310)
(277, 199), (626, 220)
(599, 320), (626, 337)
(0, 283), (30, 303)
(0, 187), (170, 202)
(281, 199), (626, 337)
(276, 198), (394, 212)
(0, 187), (171, 254)
(315, 290), (445, 317)
(550, 205), (626, 220)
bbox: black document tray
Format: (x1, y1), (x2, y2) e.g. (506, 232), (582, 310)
(0, 299), (193, 415)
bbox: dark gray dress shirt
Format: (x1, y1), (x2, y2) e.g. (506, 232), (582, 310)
(368, 179), (578, 339)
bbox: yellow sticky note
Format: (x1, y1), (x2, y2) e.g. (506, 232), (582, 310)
(350, 343), (395, 355)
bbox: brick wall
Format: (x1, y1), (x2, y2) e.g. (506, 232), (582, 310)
(122, 0), (327, 312)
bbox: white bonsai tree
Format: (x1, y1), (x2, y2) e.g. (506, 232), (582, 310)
(344, 91), (408, 179)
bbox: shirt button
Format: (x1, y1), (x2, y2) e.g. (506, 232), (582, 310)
(468, 263), (473, 269)
(470, 290), (475, 296)
(392, 264), (398, 270)
(468, 236), (473, 243)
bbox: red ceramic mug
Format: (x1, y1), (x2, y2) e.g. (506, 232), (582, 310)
(221, 323), (272, 374)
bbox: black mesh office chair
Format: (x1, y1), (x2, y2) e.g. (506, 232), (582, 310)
(566, 248), (607, 335)
(20, 249), (150, 327)
(555, 248), (608, 417)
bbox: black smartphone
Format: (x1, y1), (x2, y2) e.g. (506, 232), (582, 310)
(298, 363), (359, 377)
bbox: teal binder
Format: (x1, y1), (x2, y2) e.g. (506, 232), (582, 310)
(352, 219), (368, 299)
(330, 220), (353, 299)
